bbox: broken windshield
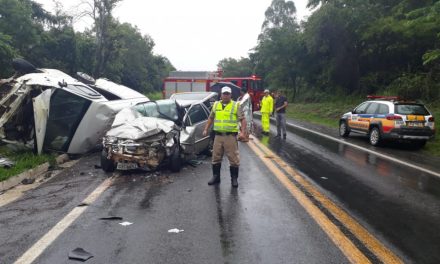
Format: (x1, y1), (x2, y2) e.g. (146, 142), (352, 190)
(134, 100), (179, 122)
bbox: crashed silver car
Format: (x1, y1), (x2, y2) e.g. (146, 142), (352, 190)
(101, 92), (217, 172)
(0, 59), (148, 154)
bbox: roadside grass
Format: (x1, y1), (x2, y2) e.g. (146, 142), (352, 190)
(286, 99), (440, 157)
(0, 146), (55, 182)
(146, 91), (163, 101)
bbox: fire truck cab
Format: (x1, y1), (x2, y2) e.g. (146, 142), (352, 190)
(163, 70), (264, 111)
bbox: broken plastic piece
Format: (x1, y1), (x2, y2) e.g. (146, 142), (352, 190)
(21, 178), (35, 185)
(77, 203), (89, 207)
(68, 247), (93, 261)
(187, 160), (203, 167)
(168, 228), (184, 233)
(119, 221), (133, 226)
(98, 216), (123, 220)
(0, 157), (14, 168)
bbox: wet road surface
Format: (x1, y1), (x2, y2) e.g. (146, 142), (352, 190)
(1, 149), (349, 264)
(0, 117), (439, 263)
(254, 117), (440, 263)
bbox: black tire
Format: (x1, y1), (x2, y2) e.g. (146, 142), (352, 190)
(339, 121), (350, 137)
(412, 140), (427, 149)
(101, 149), (116, 172)
(369, 127), (382, 146)
(170, 147), (182, 172)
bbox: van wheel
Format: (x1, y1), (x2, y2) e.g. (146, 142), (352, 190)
(339, 121), (350, 137)
(369, 127), (382, 146)
(170, 147), (182, 172)
(101, 149), (115, 172)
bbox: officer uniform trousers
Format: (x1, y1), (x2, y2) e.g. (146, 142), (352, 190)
(212, 134), (240, 167)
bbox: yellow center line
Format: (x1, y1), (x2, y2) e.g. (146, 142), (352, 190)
(249, 138), (403, 264)
(247, 140), (371, 264)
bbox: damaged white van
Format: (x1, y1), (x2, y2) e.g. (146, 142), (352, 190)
(0, 59), (148, 154)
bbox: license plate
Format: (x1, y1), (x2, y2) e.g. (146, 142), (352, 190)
(117, 162), (138, 170)
(407, 122), (424, 128)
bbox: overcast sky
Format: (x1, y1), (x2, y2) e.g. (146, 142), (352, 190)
(35, 0), (311, 71)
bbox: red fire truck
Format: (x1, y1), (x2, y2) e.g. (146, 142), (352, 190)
(163, 70), (264, 110)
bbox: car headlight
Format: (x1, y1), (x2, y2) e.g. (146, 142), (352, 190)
(123, 143), (147, 154)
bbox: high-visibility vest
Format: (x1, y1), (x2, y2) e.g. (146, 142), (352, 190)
(261, 95), (273, 113)
(213, 100), (239, 132)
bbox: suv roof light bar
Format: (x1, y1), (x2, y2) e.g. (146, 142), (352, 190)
(367, 95), (401, 101)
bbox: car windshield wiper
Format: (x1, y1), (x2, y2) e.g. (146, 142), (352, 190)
(154, 102), (176, 122)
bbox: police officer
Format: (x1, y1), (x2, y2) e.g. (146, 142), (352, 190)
(203, 86), (246, 187)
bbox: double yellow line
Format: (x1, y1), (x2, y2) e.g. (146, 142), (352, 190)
(247, 138), (403, 264)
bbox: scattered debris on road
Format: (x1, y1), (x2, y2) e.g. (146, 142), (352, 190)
(77, 203), (89, 207)
(21, 178), (35, 185)
(68, 247), (94, 261)
(98, 216), (123, 220)
(168, 228), (184, 233)
(119, 221), (133, 226)
(321, 177), (328, 180)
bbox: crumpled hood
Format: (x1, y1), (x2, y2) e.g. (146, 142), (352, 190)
(106, 117), (175, 140)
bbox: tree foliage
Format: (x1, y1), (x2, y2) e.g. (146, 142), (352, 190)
(0, 0), (174, 94)
(220, 0), (440, 102)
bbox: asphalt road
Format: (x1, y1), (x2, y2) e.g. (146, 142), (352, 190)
(0, 119), (439, 263)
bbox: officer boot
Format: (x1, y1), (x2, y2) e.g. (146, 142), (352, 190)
(230, 166), (239, 188)
(208, 163), (221, 185)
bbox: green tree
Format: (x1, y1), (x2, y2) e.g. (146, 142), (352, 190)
(217, 57), (254, 77)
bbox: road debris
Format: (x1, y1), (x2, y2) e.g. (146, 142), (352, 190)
(99, 216), (123, 220)
(168, 228), (184, 233)
(187, 159), (203, 167)
(21, 178), (35, 185)
(321, 177), (328, 180)
(68, 247), (94, 261)
(119, 221), (133, 226)
(77, 203), (89, 207)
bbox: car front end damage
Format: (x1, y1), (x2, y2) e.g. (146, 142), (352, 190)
(101, 117), (180, 172)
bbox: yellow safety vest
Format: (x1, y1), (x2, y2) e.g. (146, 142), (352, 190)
(213, 100), (239, 132)
(261, 95), (273, 113)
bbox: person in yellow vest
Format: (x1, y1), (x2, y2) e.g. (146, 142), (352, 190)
(203, 86), (246, 187)
(260, 89), (274, 135)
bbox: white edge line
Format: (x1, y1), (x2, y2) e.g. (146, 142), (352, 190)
(284, 120), (440, 178)
(255, 113), (440, 178)
(14, 177), (114, 264)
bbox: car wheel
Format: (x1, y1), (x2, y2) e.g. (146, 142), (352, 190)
(101, 149), (115, 172)
(339, 121), (350, 137)
(369, 127), (382, 146)
(412, 140), (427, 149)
(170, 147), (182, 172)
